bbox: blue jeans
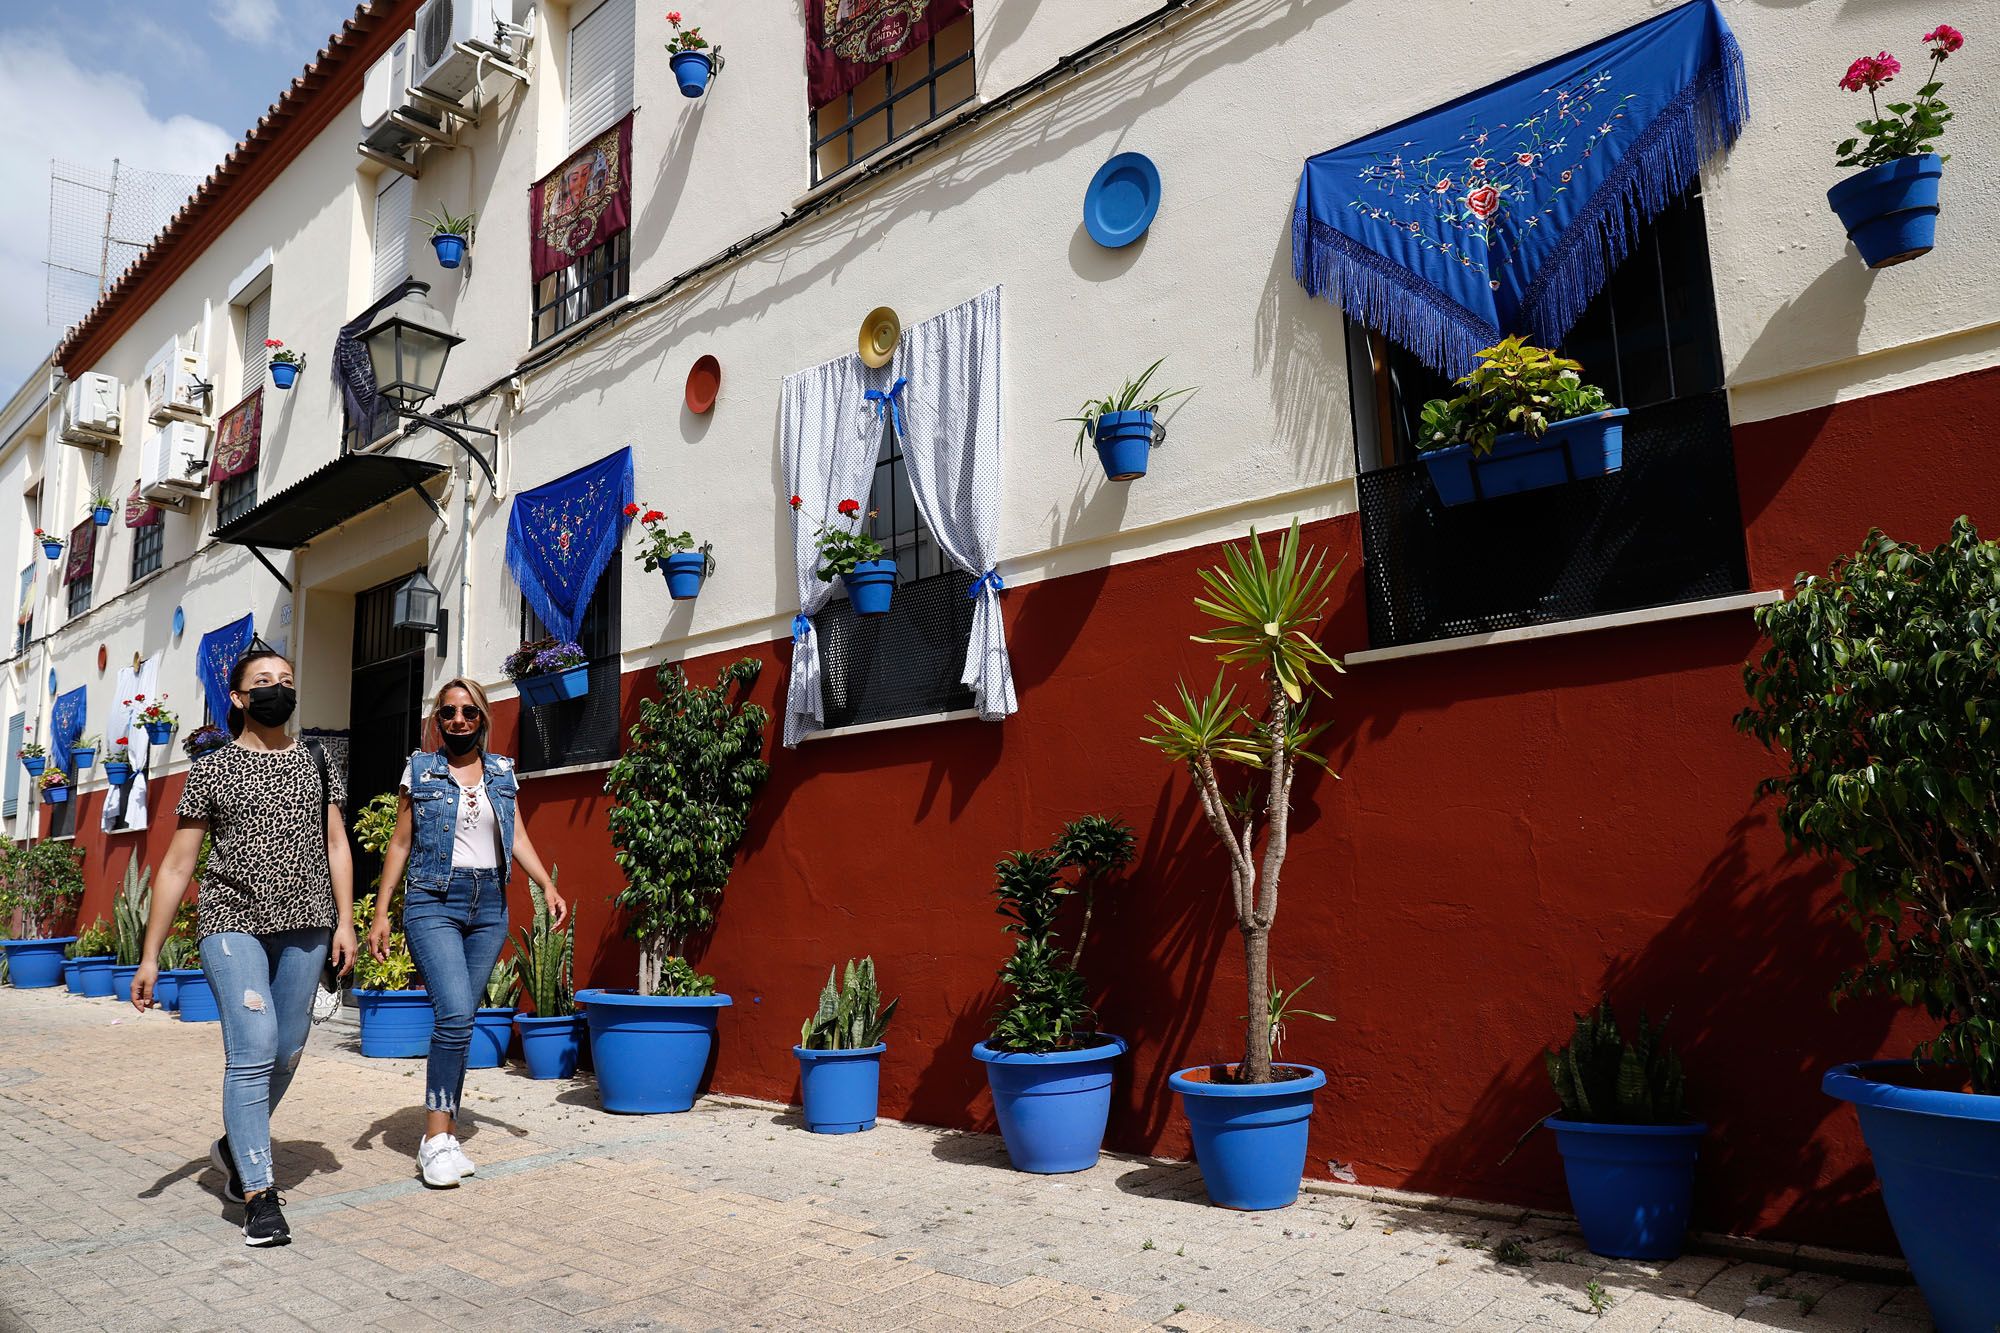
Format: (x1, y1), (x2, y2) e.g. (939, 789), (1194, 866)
(198, 928), (331, 1194)
(403, 868), (509, 1119)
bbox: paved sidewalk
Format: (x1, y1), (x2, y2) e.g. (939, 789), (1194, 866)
(0, 988), (1928, 1332)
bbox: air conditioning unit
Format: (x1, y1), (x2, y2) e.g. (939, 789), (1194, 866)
(360, 32), (421, 152)
(412, 0), (532, 104)
(142, 338), (209, 424)
(58, 372), (122, 447)
(138, 421), (212, 502)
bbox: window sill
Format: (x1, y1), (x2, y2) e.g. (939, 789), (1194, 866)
(1343, 590), (1784, 666)
(515, 757), (617, 783)
(804, 708), (982, 743)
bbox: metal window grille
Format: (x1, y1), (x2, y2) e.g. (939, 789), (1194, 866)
(130, 522), (163, 581)
(518, 561), (622, 773)
(809, 16), (976, 185)
(66, 573), (92, 620)
(216, 472), (258, 529)
(531, 231), (630, 343)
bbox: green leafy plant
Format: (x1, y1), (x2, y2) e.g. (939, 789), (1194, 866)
(75, 917), (115, 957)
(113, 857), (152, 966)
(1260, 977), (1336, 1060)
(988, 817), (1134, 1053)
(664, 10), (720, 61)
(0, 839), (84, 938)
(1544, 1000), (1688, 1124)
(352, 892), (417, 990)
(653, 956), (716, 997)
(1415, 334), (1612, 455)
(800, 956), (898, 1050)
(158, 934), (196, 971)
(606, 658), (769, 995)
(264, 338), (303, 367)
(485, 955), (521, 1010)
(516, 872), (574, 1016)
(1144, 520), (1343, 1083)
(17, 741), (44, 761)
(1833, 27), (1963, 171)
(1737, 517), (2000, 1093)
(89, 495), (117, 513)
(354, 791), (398, 859)
(105, 740), (131, 764)
(1062, 357), (1197, 455)
(419, 204), (477, 239)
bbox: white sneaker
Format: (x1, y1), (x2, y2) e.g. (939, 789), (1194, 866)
(418, 1133), (462, 1188)
(444, 1135), (475, 1178)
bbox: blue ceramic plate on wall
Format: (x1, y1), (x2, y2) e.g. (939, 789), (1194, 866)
(1084, 152), (1162, 248)
(172, 606), (185, 637)
(47, 669), (57, 695)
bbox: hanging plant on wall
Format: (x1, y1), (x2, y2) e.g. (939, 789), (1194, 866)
(664, 11), (723, 97)
(1827, 25), (1965, 267)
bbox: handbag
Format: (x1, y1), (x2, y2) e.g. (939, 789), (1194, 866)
(306, 738), (343, 1026)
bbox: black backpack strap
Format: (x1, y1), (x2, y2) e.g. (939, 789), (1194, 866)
(304, 738), (331, 810)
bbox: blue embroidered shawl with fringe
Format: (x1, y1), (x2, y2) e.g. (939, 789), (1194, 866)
(505, 447), (634, 645)
(197, 614), (254, 728)
(1293, 0), (1746, 375)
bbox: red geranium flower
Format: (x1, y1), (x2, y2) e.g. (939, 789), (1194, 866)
(264, 338), (284, 349)
(837, 498), (862, 516)
(1924, 24), (1964, 54)
(624, 502), (640, 517)
(642, 509), (665, 523)
(1838, 51), (1901, 91)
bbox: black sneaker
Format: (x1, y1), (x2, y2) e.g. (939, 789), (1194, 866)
(210, 1137), (245, 1205)
(242, 1191), (290, 1247)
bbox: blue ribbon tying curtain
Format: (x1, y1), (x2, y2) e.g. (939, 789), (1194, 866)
(50, 687), (85, 773)
(865, 378), (908, 438)
(966, 570), (1004, 598)
(504, 447), (635, 646)
(197, 614), (255, 728)
(791, 613), (813, 644)
(1293, 0), (1746, 375)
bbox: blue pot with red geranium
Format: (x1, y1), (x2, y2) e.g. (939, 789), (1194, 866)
(506, 638), (590, 708)
(665, 13), (721, 97)
(1826, 29), (1961, 269)
(799, 494), (895, 617)
(266, 341), (303, 390)
(629, 503), (712, 601)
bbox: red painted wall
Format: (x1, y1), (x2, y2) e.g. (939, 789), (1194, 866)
(63, 365), (1998, 1252)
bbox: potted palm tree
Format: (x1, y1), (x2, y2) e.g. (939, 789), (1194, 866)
(794, 958), (898, 1134)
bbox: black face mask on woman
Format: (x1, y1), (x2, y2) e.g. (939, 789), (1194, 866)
(243, 684), (297, 727)
(441, 730), (480, 757)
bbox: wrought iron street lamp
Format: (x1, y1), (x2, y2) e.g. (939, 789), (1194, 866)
(392, 569), (448, 658)
(356, 281), (496, 489)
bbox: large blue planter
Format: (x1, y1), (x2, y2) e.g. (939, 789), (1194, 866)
(431, 234), (467, 269)
(269, 362), (299, 389)
(20, 755), (44, 777)
(1422, 408), (1626, 506)
(973, 1036), (1126, 1174)
(468, 1007), (515, 1069)
(356, 989), (434, 1057)
(74, 955), (117, 997)
(662, 551), (708, 600)
(1827, 153), (1942, 269)
(111, 964), (139, 1004)
(516, 1012), (580, 1079)
(61, 957), (80, 991)
(517, 664), (590, 708)
(1825, 1061), (1998, 1332)
(1547, 1118), (1706, 1259)
(2, 937), (77, 988)
(794, 1044), (886, 1134)
(103, 761), (133, 787)
(177, 973), (219, 1022)
(1092, 410), (1157, 481)
(841, 560), (897, 616)
(1169, 1062), (1326, 1210)
(670, 50), (714, 97)
(579, 989), (731, 1113)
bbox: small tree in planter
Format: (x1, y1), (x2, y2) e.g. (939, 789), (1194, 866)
(1063, 358), (1196, 482)
(1739, 516), (2000, 1329)
(1144, 518), (1343, 1209)
(0, 838), (82, 987)
(795, 957), (898, 1134)
(1827, 26), (1965, 267)
(627, 501), (712, 600)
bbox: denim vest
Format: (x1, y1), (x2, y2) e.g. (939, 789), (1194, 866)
(405, 749), (518, 891)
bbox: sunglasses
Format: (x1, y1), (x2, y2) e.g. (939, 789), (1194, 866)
(436, 706), (484, 722)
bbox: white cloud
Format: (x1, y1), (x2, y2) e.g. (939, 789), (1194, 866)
(207, 0), (284, 49)
(0, 31), (232, 392)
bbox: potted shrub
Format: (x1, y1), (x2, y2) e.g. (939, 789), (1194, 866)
(1738, 516), (2000, 1331)
(35, 528), (62, 561)
(39, 771), (71, 806)
(72, 734), (98, 769)
(794, 957), (898, 1134)
(627, 502), (711, 600)
(515, 876), (579, 1079)
(265, 339), (303, 390)
(1147, 520), (1343, 1209)
(182, 724), (230, 761)
(0, 840), (81, 989)
(18, 740), (46, 778)
(664, 11), (722, 97)
(1827, 27), (1963, 268)
(973, 816), (1135, 1172)
(1413, 335), (1625, 506)
(794, 494), (895, 615)
(1064, 358), (1196, 482)
(505, 637), (590, 707)
(594, 659), (769, 1112)
(1542, 1001), (1703, 1259)
(102, 739), (134, 787)
(421, 206), (476, 269)
(72, 918), (118, 998)
(351, 795), (430, 1055)
(135, 695), (177, 747)
(110, 858), (152, 1005)
(470, 955), (519, 1070)
(88, 495), (116, 527)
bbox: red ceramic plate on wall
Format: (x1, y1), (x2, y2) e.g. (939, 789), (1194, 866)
(685, 355), (721, 414)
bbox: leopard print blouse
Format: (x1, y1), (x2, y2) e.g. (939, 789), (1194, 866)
(176, 742), (345, 939)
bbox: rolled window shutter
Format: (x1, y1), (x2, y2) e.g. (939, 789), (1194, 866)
(373, 174), (413, 297)
(567, 0), (634, 151)
(241, 289), (271, 394)
(3, 712), (20, 818)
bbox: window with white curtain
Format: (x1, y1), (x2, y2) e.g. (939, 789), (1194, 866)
(567, 0), (635, 151)
(239, 287), (271, 395)
(373, 172), (413, 297)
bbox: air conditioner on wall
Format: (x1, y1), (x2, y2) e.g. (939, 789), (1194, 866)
(360, 32), (423, 152)
(138, 421), (211, 502)
(58, 372), (122, 447)
(142, 338), (209, 425)
(412, 0), (532, 104)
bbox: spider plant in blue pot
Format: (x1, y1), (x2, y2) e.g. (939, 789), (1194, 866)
(630, 502), (712, 601)
(795, 957), (898, 1134)
(422, 205), (476, 270)
(1065, 359), (1196, 483)
(1826, 27), (1961, 269)
(1414, 336), (1625, 506)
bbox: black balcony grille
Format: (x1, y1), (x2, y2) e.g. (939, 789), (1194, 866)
(817, 568), (975, 730)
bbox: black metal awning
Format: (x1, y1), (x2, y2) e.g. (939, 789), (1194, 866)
(213, 451), (449, 590)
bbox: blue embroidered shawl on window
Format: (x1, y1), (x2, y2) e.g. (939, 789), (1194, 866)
(198, 614), (255, 728)
(1293, 0), (1746, 375)
(50, 687), (85, 773)
(504, 447), (634, 645)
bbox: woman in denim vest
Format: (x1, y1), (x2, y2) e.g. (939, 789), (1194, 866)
(368, 678), (566, 1187)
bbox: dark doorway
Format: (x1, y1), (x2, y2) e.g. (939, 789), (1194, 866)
(347, 573), (428, 888)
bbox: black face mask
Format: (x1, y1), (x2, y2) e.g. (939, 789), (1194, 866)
(441, 729), (481, 757)
(242, 684), (297, 727)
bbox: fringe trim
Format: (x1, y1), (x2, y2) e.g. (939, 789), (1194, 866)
(1292, 204), (1498, 377)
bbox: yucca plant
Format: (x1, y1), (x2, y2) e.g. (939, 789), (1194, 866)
(485, 955), (521, 1010)
(800, 957), (899, 1051)
(1144, 519), (1343, 1083)
(517, 870), (574, 1017)
(113, 858), (152, 966)
(1545, 1000), (1689, 1125)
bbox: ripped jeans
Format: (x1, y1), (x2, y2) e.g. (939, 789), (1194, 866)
(197, 928), (331, 1194)
(402, 868), (509, 1119)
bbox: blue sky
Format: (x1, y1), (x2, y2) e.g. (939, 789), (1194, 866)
(1, 0), (360, 393)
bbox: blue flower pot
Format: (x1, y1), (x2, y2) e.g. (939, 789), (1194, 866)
(671, 50), (713, 97)
(1825, 1061), (2000, 1332)
(41, 787), (69, 805)
(2, 937), (77, 988)
(356, 988), (434, 1057)
(1092, 410), (1157, 481)
(1546, 1117), (1705, 1259)
(61, 957), (79, 991)
(72, 748), (95, 769)
(516, 1013), (580, 1079)
(1422, 408), (1626, 506)
(21, 756), (44, 777)
(842, 560), (897, 617)
(269, 362), (299, 390)
(973, 1037), (1126, 1174)
(177, 973), (219, 1022)
(431, 233), (467, 269)
(662, 551), (707, 600)
(144, 722), (173, 746)
(111, 964), (139, 1004)
(518, 664), (590, 708)
(1827, 153), (1942, 269)
(41, 542), (62, 561)
(579, 989), (731, 1113)
(468, 1007), (516, 1069)
(74, 955), (117, 998)
(1169, 1062), (1326, 1210)
(155, 969), (188, 1011)
(91, 507), (112, 527)
(793, 1044), (886, 1134)
(103, 762), (132, 786)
